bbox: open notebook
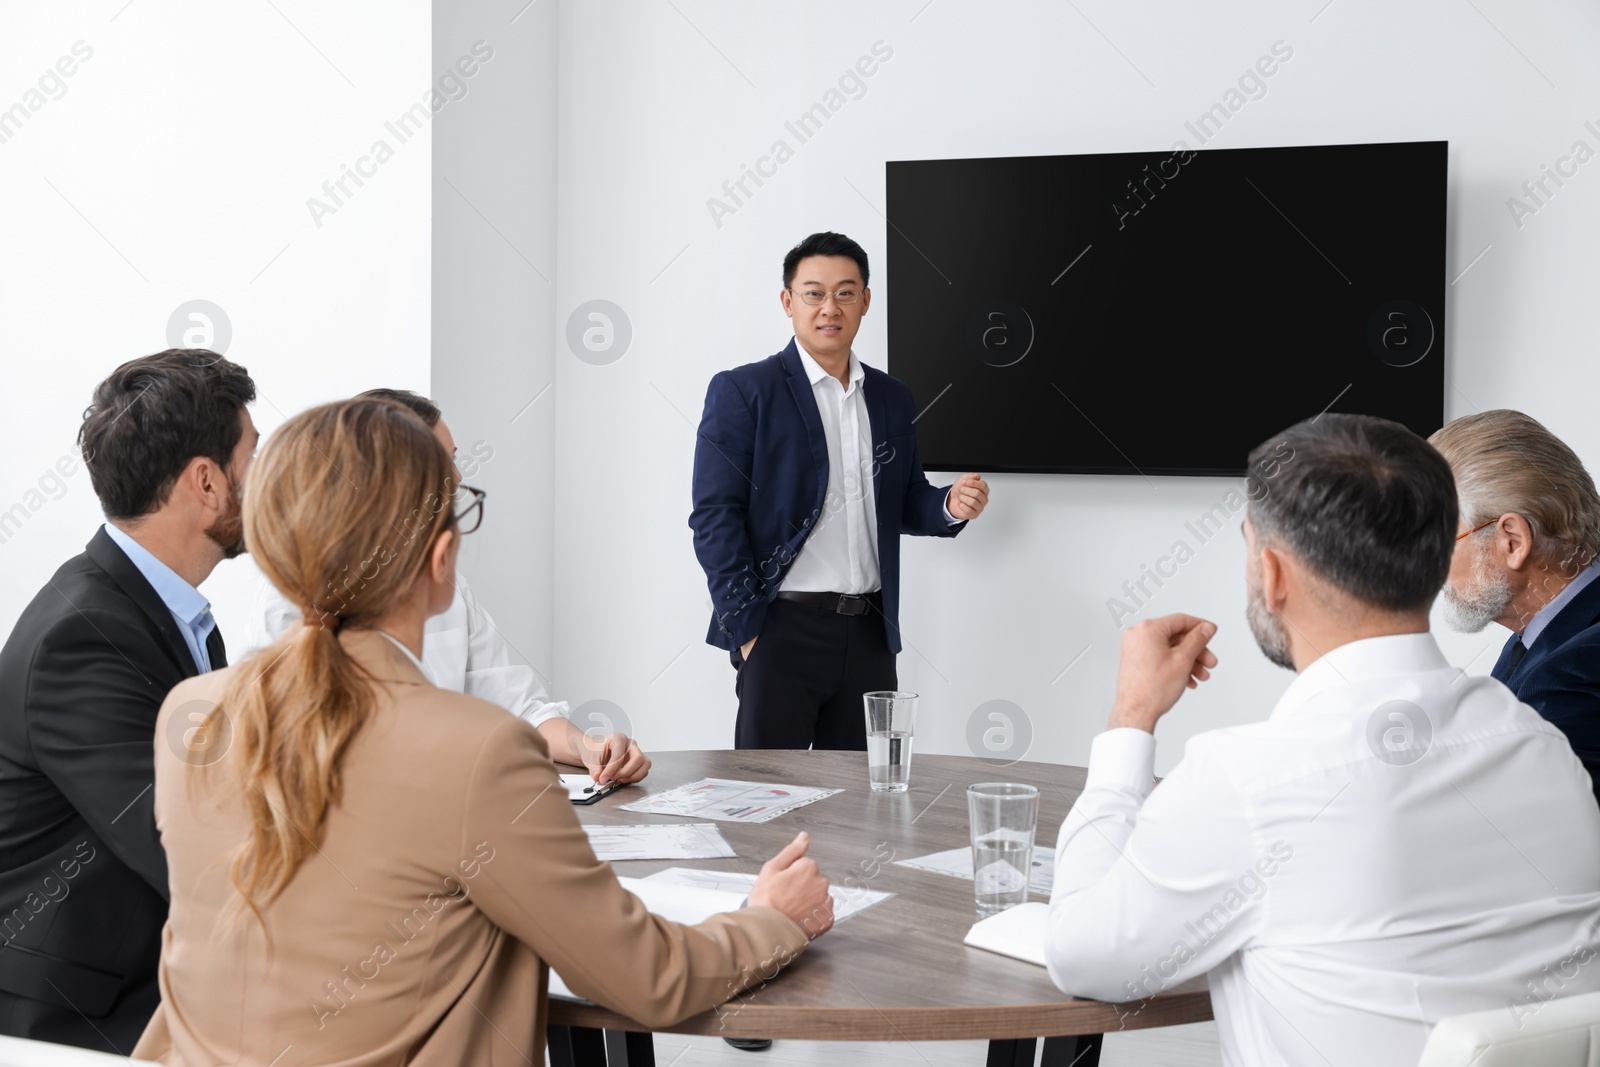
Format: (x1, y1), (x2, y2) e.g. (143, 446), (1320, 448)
(962, 901), (1049, 968)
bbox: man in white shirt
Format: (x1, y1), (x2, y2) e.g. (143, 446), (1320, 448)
(248, 390), (649, 785)
(1046, 413), (1600, 1067)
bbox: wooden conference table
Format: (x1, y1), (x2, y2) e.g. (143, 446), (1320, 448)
(548, 750), (1211, 1067)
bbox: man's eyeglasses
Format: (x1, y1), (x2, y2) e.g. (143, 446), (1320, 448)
(1456, 517), (1496, 541)
(788, 286), (861, 306)
(456, 485), (487, 535)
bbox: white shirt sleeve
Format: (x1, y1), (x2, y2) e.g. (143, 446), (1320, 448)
(1045, 728), (1266, 1004)
(243, 578), (302, 658)
(456, 576), (569, 728)
(249, 572), (568, 728)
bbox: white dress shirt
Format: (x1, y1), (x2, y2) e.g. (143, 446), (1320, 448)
(780, 344), (882, 595)
(246, 571), (568, 728)
(1046, 632), (1600, 1067)
(778, 342), (961, 595)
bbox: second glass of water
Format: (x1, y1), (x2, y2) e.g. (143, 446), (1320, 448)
(967, 783), (1039, 916)
(864, 691), (917, 793)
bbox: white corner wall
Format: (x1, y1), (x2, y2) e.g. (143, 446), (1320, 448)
(11, 3), (1590, 777)
(431, 0), (559, 688)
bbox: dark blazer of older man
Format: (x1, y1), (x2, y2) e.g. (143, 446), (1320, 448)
(1492, 574), (1600, 804)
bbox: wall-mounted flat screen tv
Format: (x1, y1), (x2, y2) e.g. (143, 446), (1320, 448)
(885, 140), (1447, 476)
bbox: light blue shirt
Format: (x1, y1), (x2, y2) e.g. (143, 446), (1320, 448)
(1523, 558), (1600, 649)
(102, 522), (215, 673)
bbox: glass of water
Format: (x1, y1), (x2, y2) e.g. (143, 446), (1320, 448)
(863, 691), (917, 793)
(967, 783), (1039, 916)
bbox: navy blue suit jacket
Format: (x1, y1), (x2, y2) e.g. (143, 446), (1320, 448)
(1492, 575), (1600, 804)
(690, 339), (964, 654)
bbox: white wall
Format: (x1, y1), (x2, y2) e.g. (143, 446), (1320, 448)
(431, 0), (559, 690)
(0, 2), (433, 647)
(550, 0), (1600, 773)
(6, 2), (1598, 778)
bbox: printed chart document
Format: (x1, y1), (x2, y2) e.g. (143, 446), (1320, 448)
(550, 877), (750, 1001)
(896, 845), (1056, 896)
(582, 823), (737, 861)
(643, 866), (894, 923)
(963, 901), (1049, 967)
(618, 778), (841, 823)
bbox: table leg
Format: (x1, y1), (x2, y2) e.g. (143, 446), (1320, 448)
(602, 1028), (657, 1066)
(1040, 1033), (1103, 1066)
(985, 1038), (1036, 1066)
(547, 1024), (607, 1067)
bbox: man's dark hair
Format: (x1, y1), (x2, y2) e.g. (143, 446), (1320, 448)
(78, 349), (256, 520)
(356, 388), (441, 427)
(783, 231), (870, 290)
(1247, 413), (1457, 613)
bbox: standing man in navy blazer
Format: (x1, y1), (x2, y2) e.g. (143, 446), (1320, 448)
(1431, 410), (1600, 803)
(690, 232), (989, 750)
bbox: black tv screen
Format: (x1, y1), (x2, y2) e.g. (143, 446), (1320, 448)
(885, 140), (1446, 476)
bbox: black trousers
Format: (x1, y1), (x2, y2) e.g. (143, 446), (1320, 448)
(731, 597), (897, 750)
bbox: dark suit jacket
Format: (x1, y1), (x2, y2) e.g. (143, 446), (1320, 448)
(690, 339), (964, 654)
(0, 527), (224, 1053)
(1493, 574), (1600, 805)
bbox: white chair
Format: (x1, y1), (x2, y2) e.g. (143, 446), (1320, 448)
(1417, 990), (1600, 1067)
(0, 1035), (155, 1066)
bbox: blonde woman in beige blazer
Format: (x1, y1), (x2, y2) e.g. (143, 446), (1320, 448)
(134, 399), (831, 1066)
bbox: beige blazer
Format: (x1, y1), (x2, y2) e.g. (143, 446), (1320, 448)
(134, 630), (809, 1066)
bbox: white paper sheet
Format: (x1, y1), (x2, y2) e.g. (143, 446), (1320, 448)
(549, 877), (752, 1001)
(963, 901), (1050, 968)
(895, 845), (1055, 896)
(582, 823), (737, 861)
(618, 777), (841, 823)
(643, 866), (894, 923)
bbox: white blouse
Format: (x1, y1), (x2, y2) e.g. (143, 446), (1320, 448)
(246, 570), (568, 728)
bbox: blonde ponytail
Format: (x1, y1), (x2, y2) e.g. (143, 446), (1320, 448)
(188, 399), (457, 928)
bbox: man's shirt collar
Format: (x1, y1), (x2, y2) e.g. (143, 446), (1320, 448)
(1523, 558), (1600, 648)
(102, 521), (212, 630)
(794, 339), (863, 391)
(1270, 631), (1449, 720)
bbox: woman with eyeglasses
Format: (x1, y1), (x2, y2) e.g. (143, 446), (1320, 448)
(245, 388), (652, 787)
(135, 399), (831, 1065)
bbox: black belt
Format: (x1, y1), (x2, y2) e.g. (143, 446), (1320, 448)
(775, 590), (881, 617)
